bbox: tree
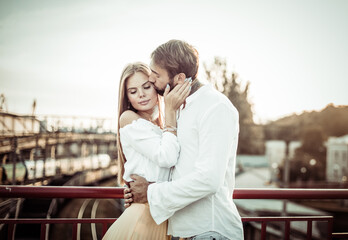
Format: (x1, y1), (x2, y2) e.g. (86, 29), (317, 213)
(204, 57), (263, 154)
(265, 104), (348, 141)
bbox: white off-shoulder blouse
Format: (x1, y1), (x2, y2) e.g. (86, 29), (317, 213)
(119, 118), (180, 183)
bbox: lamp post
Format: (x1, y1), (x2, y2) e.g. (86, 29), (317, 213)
(309, 158), (317, 183)
(282, 140), (290, 217)
(265, 124), (297, 220)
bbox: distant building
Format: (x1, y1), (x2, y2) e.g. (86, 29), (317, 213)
(0, 112), (41, 136)
(326, 135), (348, 183)
(265, 140), (301, 164)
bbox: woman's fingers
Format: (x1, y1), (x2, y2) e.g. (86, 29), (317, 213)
(164, 79), (192, 110)
(181, 83), (191, 99)
(180, 80), (191, 97)
(163, 84), (170, 97)
(170, 79), (190, 97)
(175, 78), (190, 94)
(174, 80), (191, 100)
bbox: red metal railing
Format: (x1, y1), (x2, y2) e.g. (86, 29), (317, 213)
(2, 186), (348, 199)
(1, 186), (348, 240)
(242, 216), (334, 240)
(2, 218), (116, 240)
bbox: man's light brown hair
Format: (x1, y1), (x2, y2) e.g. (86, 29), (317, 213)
(151, 39), (199, 80)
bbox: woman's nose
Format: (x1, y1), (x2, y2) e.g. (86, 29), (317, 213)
(138, 89), (145, 98)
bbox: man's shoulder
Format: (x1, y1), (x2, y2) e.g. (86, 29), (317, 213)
(202, 86), (237, 108)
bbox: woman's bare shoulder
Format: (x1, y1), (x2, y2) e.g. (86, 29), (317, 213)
(119, 110), (141, 128)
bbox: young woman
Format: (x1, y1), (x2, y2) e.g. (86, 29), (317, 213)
(102, 62), (190, 240)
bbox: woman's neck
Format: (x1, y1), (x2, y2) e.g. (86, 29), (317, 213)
(138, 109), (156, 123)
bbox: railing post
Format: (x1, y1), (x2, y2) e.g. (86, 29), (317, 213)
(102, 223), (108, 237)
(284, 220), (290, 240)
(261, 221), (267, 240)
(282, 140), (291, 238)
(7, 223), (14, 240)
(72, 223), (78, 240)
(328, 217), (333, 240)
(306, 220), (312, 240)
(40, 223), (46, 240)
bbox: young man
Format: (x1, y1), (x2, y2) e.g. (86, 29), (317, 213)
(126, 39), (244, 239)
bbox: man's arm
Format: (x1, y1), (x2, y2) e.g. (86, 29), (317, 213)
(125, 174), (153, 207)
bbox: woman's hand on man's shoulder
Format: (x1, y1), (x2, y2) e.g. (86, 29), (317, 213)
(119, 110), (140, 128)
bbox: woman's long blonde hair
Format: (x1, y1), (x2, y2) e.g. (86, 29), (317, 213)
(117, 62), (164, 185)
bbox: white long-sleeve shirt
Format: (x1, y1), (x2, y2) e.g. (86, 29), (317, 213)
(120, 118), (180, 183)
(148, 84), (244, 239)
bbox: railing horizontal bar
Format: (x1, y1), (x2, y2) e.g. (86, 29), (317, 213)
(332, 232), (348, 238)
(235, 188), (348, 199)
(0, 186), (124, 199)
(0, 218), (117, 224)
(1, 186), (348, 199)
(1, 216), (332, 224)
(242, 216), (333, 222)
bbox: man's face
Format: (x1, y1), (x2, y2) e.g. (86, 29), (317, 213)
(149, 60), (174, 96)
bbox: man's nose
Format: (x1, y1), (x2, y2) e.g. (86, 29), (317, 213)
(149, 74), (155, 83)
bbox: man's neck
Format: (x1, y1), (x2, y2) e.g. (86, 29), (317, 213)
(189, 79), (203, 97)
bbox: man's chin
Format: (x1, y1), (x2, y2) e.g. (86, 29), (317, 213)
(156, 89), (165, 96)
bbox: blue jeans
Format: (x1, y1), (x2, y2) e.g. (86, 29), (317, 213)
(189, 231), (230, 240)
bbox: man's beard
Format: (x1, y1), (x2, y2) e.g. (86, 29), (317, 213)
(156, 79), (174, 96)
(156, 88), (165, 96)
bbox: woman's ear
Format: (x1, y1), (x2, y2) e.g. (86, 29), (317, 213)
(174, 73), (186, 85)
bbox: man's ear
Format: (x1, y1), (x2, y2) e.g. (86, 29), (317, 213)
(174, 73), (186, 85)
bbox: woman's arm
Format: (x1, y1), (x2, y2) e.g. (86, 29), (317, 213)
(163, 80), (191, 135)
(119, 81), (191, 168)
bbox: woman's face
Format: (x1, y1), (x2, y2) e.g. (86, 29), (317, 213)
(126, 71), (158, 112)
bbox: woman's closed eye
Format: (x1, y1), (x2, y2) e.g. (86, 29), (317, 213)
(143, 83), (153, 89)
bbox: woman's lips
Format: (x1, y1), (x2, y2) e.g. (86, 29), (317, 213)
(138, 100), (150, 105)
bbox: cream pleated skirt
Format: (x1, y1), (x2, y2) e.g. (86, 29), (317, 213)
(102, 203), (170, 240)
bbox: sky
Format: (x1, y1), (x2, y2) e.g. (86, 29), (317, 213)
(1, 0), (347, 124)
